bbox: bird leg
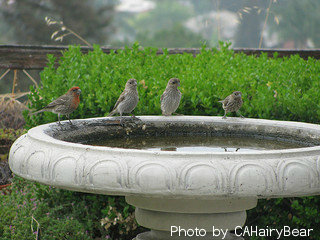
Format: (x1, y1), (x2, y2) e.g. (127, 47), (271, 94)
(67, 114), (73, 124)
(237, 111), (245, 118)
(120, 112), (124, 126)
(222, 111), (227, 119)
(130, 110), (139, 119)
(58, 114), (62, 125)
(130, 113), (140, 121)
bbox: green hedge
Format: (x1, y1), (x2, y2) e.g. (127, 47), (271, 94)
(25, 42), (320, 127)
(247, 197), (320, 239)
(15, 42), (320, 239)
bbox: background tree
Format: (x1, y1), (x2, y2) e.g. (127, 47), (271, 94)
(269, 0), (320, 48)
(0, 0), (116, 45)
(0, 0), (117, 95)
(234, 4), (263, 48)
(136, 24), (204, 48)
(188, 0), (267, 48)
(131, 0), (193, 35)
(111, 0), (204, 48)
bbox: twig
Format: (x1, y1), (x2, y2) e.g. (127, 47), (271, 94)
(23, 70), (39, 88)
(66, 28), (93, 47)
(259, 0), (273, 48)
(0, 92), (30, 100)
(31, 215), (41, 240)
(45, 16), (92, 47)
(0, 69), (10, 82)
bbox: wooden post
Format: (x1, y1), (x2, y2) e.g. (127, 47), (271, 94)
(12, 70), (18, 97)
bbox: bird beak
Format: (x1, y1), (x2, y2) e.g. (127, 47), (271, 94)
(77, 89), (82, 95)
(178, 82), (181, 87)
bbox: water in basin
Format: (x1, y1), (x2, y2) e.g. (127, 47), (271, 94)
(86, 135), (310, 152)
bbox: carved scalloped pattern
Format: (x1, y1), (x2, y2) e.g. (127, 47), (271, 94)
(9, 134), (320, 197)
(179, 162), (226, 192)
(230, 162), (276, 195)
(87, 159), (126, 189)
(277, 159), (319, 192)
(129, 161), (175, 191)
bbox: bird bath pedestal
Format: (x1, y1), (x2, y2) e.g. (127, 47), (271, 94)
(9, 116), (320, 240)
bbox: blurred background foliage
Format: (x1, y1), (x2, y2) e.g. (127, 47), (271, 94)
(1, 0), (320, 94)
(1, 0), (319, 49)
(0, 0), (116, 45)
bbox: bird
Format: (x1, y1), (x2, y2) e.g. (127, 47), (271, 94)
(218, 91), (244, 119)
(108, 79), (139, 123)
(161, 78), (182, 116)
(29, 86), (81, 124)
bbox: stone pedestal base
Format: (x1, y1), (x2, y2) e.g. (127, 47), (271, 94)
(134, 230), (243, 240)
(126, 196), (257, 240)
(135, 208), (246, 231)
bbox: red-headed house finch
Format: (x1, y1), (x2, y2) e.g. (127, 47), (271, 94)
(161, 78), (181, 116)
(218, 91), (244, 119)
(29, 86), (81, 124)
(108, 79), (139, 123)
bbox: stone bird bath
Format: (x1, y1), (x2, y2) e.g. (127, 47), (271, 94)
(9, 116), (320, 239)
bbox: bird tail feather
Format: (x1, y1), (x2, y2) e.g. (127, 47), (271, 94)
(29, 109), (45, 116)
(107, 109), (116, 117)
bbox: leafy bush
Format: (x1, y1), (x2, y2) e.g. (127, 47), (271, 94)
(247, 197), (320, 239)
(19, 42), (320, 239)
(0, 176), (143, 239)
(24, 42), (320, 128)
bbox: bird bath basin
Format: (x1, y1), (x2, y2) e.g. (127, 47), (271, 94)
(9, 116), (320, 239)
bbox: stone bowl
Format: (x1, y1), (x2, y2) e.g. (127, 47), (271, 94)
(9, 116), (320, 239)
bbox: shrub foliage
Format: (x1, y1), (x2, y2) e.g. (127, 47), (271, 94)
(25, 42), (320, 127)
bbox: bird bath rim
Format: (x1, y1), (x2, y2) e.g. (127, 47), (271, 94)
(24, 116), (320, 156)
(9, 115), (320, 199)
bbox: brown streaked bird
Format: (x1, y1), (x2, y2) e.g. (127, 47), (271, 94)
(218, 91), (244, 119)
(108, 79), (139, 123)
(161, 78), (182, 116)
(29, 86), (81, 124)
